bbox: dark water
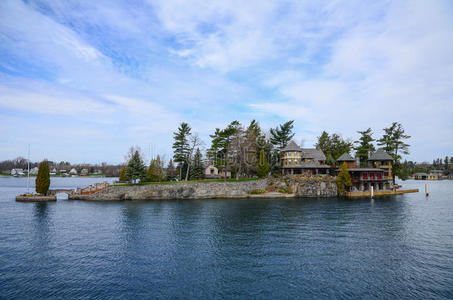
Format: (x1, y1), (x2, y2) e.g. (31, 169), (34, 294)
(1, 177), (453, 299)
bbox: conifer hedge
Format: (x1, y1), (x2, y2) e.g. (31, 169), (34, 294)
(36, 160), (50, 195)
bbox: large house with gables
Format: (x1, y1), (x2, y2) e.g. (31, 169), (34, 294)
(281, 141), (330, 176)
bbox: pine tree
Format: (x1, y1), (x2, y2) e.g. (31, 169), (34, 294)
(172, 122), (191, 180)
(36, 160), (50, 195)
(166, 159), (177, 180)
(126, 150), (146, 184)
(119, 166), (128, 181)
(336, 162), (352, 196)
(270, 120), (295, 150)
(377, 122), (411, 182)
(257, 149), (270, 178)
(189, 148), (204, 180)
(354, 128), (375, 165)
(316, 131), (352, 163)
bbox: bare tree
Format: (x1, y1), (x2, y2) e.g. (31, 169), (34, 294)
(185, 133), (204, 181)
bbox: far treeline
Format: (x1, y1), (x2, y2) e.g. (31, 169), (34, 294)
(119, 120), (432, 185)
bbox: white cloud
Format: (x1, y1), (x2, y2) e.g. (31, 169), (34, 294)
(0, 0), (452, 163)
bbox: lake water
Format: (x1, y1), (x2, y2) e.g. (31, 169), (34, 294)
(1, 177), (453, 299)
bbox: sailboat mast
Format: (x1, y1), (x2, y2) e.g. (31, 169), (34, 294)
(27, 144), (30, 194)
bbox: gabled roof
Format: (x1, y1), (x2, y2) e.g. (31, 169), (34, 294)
(282, 140), (302, 152)
(337, 152), (355, 161)
(302, 148), (326, 161)
(368, 149), (393, 161)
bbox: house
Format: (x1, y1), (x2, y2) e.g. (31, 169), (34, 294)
(205, 164), (219, 178)
(336, 149), (394, 192)
(413, 172), (439, 180)
(69, 168), (78, 176)
(11, 168), (25, 176)
(50, 168), (57, 175)
(281, 141), (330, 176)
(80, 168), (89, 176)
(204, 163), (231, 179)
(29, 167), (39, 175)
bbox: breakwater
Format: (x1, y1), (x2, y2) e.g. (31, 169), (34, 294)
(70, 177), (338, 201)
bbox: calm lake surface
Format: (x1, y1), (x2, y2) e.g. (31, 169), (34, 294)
(1, 177), (453, 299)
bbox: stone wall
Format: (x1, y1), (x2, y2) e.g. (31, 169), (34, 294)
(70, 176), (337, 201)
(73, 179), (268, 201)
(267, 176), (337, 197)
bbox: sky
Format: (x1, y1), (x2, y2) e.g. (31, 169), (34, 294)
(1, 0), (452, 164)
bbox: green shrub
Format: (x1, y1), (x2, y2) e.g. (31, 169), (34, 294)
(278, 188), (291, 194)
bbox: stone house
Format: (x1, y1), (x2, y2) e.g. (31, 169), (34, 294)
(281, 141), (330, 175)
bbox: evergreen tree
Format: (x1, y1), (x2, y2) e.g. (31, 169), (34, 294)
(126, 150), (146, 184)
(146, 159), (160, 182)
(119, 166), (128, 181)
(172, 122), (191, 180)
(445, 156), (449, 170)
(207, 128), (224, 167)
(270, 120), (295, 150)
(35, 160), (50, 195)
(377, 122), (411, 182)
(316, 131), (352, 163)
(257, 149), (270, 178)
(189, 148), (204, 180)
(166, 159), (177, 180)
(336, 162), (352, 196)
(269, 120), (295, 175)
(354, 128), (375, 165)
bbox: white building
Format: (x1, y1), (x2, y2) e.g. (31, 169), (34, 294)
(29, 167), (39, 175)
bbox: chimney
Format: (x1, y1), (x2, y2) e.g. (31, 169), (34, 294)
(356, 156), (360, 167)
(368, 150), (371, 158)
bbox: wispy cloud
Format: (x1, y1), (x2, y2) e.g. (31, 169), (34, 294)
(0, 0), (452, 163)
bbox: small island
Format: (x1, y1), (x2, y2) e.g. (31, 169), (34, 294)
(16, 120), (425, 201)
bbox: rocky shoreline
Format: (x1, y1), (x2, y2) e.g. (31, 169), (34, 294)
(69, 177), (338, 201)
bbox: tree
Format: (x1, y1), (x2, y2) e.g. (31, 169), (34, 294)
(146, 158), (160, 182)
(316, 131), (331, 155)
(35, 160), (50, 195)
(270, 120), (295, 175)
(445, 156), (449, 170)
(119, 166), (128, 181)
(270, 120), (295, 150)
(221, 121), (240, 182)
(166, 159), (177, 180)
(126, 150), (146, 184)
(257, 149), (270, 178)
(354, 128), (375, 165)
(377, 122), (411, 182)
(336, 162), (352, 196)
(190, 148), (205, 180)
(315, 131), (353, 164)
(185, 133), (203, 181)
(172, 122), (191, 180)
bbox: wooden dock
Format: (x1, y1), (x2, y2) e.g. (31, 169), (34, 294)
(345, 189), (419, 198)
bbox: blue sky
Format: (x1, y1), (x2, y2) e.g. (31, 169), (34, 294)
(1, 0), (452, 164)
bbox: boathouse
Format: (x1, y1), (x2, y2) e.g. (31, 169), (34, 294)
(336, 149), (394, 192)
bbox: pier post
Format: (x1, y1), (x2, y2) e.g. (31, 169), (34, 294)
(425, 184), (429, 196)
(370, 186), (374, 198)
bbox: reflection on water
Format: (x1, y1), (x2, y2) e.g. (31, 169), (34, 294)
(0, 178), (453, 298)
